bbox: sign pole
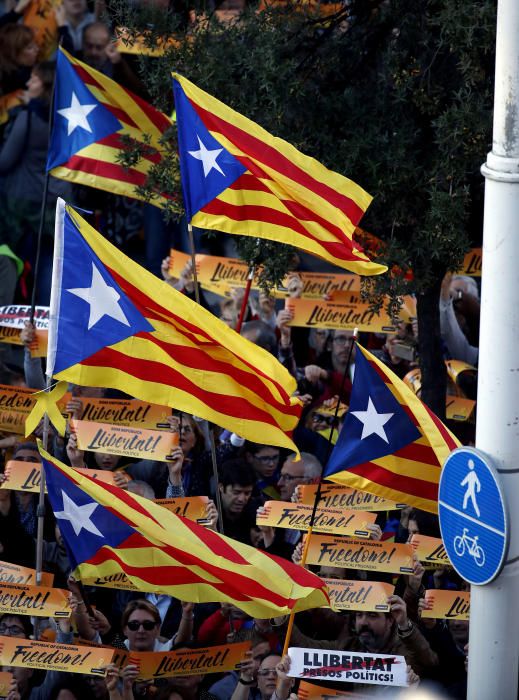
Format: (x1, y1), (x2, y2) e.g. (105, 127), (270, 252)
(469, 1), (519, 697)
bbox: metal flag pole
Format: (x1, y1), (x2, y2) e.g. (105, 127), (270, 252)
(467, 1), (519, 697)
(187, 223), (200, 305)
(235, 266), (255, 333)
(281, 329), (358, 656)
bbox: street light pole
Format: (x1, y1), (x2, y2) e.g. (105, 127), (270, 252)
(469, 1), (519, 697)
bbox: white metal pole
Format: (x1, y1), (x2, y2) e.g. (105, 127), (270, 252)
(469, 0), (519, 697)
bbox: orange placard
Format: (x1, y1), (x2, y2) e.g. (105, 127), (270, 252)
(0, 327), (47, 358)
(446, 396), (476, 422)
(459, 248), (482, 277)
(111, 641), (251, 679)
(59, 395), (172, 430)
(298, 484), (405, 512)
(0, 561), (53, 588)
(276, 271), (361, 298)
(285, 295), (416, 333)
(306, 536), (414, 574)
(82, 571), (137, 591)
(298, 679), (369, 698)
(422, 590), (470, 620)
(322, 579), (394, 612)
(0, 582), (70, 618)
(410, 534), (451, 566)
(71, 419), (178, 462)
(0, 636), (113, 676)
(2, 461), (126, 494)
(23, 0), (59, 60)
(154, 496), (209, 522)
(115, 27), (181, 56)
(0, 385), (44, 435)
(257, 501), (376, 538)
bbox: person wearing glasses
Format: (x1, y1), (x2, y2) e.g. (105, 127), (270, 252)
(231, 654), (286, 700)
(121, 599), (193, 652)
(243, 442), (282, 501)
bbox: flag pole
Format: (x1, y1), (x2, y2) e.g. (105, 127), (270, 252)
(187, 223), (200, 305)
(235, 266), (254, 333)
(281, 328), (358, 656)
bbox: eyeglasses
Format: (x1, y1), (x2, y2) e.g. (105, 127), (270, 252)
(278, 473), (306, 482)
(127, 620), (157, 631)
(312, 413), (335, 426)
(0, 624), (25, 636)
(257, 669), (278, 677)
(253, 454), (280, 464)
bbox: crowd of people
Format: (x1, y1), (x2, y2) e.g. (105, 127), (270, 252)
(0, 0), (481, 698)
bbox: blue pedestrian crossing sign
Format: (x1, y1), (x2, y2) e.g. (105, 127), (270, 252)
(439, 447), (508, 585)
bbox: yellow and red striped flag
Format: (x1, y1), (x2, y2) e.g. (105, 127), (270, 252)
(48, 200), (302, 452)
(324, 344), (460, 512)
(172, 74), (387, 276)
(41, 446), (329, 617)
(47, 48), (172, 205)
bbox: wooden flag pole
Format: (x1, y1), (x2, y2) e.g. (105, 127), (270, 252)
(187, 223), (200, 305)
(281, 329), (358, 657)
(235, 266), (254, 333)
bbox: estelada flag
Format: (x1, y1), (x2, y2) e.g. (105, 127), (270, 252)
(41, 446), (329, 617)
(172, 73), (387, 276)
(324, 344), (460, 512)
(47, 199), (302, 452)
(47, 48), (172, 205)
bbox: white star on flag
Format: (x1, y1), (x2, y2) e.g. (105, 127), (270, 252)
(67, 263), (130, 330)
(54, 491), (103, 537)
(350, 396), (394, 443)
(58, 92), (97, 136)
(188, 135), (225, 177)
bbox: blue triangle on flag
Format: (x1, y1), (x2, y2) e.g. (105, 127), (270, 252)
(52, 209), (154, 375)
(43, 456), (134, 569)
(324, 348), (421, 476)
(47, 49), (122, 171)
(173, 77), (247, 220)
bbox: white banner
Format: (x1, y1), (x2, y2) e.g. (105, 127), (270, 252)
(0, 306), (49, 330)
(288, 647), (408, 687)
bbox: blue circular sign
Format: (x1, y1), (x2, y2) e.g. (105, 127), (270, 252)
(439, 447), (508, 585)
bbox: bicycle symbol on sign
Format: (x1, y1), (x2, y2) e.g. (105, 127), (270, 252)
(454, 528), (486, 567)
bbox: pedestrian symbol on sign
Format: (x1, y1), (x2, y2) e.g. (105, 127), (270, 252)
(461, 459), (481, 517)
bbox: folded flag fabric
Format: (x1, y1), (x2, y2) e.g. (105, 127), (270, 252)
(172, 73), (387, 276)
(47, 47), (172, 205)
(41, 446), (329, 617)
(324, 344), (460, 512)
(47, 199), (302, 452)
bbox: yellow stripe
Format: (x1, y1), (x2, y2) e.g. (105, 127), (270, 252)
(326, 471), (438, 514)
(369, 454), (440, 483)
(173, 73), (372, 212)
(71, 141), (155, 176)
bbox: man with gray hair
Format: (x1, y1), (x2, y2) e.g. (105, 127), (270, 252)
(439, 272), (480, 365)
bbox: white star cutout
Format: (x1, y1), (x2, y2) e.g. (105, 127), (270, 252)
(350, 397), (394, 443)
(188, 135), (225, 177)
(67, 263), (130, 330)
(54, 491), (103, 538)
(58, 92), (97, 136)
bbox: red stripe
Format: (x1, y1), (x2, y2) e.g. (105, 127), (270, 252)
(229, 171), (358, 246)
(424, 403), (459, 450)
(201, 198), (365, 264)
(97, 133), (162, 165)
(392, 440), (442, 467)
(63, 154), (147, 186)
(348, 462), (439, 502)
(106, 266), (295, 405)
(189, 99), (366, 224)
(80, 345), (296, 430)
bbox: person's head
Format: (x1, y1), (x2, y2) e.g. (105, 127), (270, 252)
(83, 674), (109, 699)
(0, 24), (38, 74)
(354, 611), (393, 652)
(26, 61), (54, 103)
(257, 654), (281, 699)
(178, 413), (205, 456)
(257, 291), (276, 320)
(219, 299), (237, 329)
(2, 665), (33, 694)
(244, 442), (281, 479)
(48, 678), (92, 700)
(277, 452), (321, 501)
(0, 613), (32, 638)
(127, 479), (155, 499)
(330, 329), (355, 371)
(93, 451), (121, 471)
(218, 459), (256, 517)
(406, 509), (441, 542)
(309, 328), (330, 356)
(241, 320), (277, 355)
(448, 619), (469, 648)
(63, 0), (88, 21)
(450, 275), (479, 300)
(122, 600), (161, 651)
(13, 442), (40, 463)
(82, 22), (111, 69)
(318, 565), (347, 580)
